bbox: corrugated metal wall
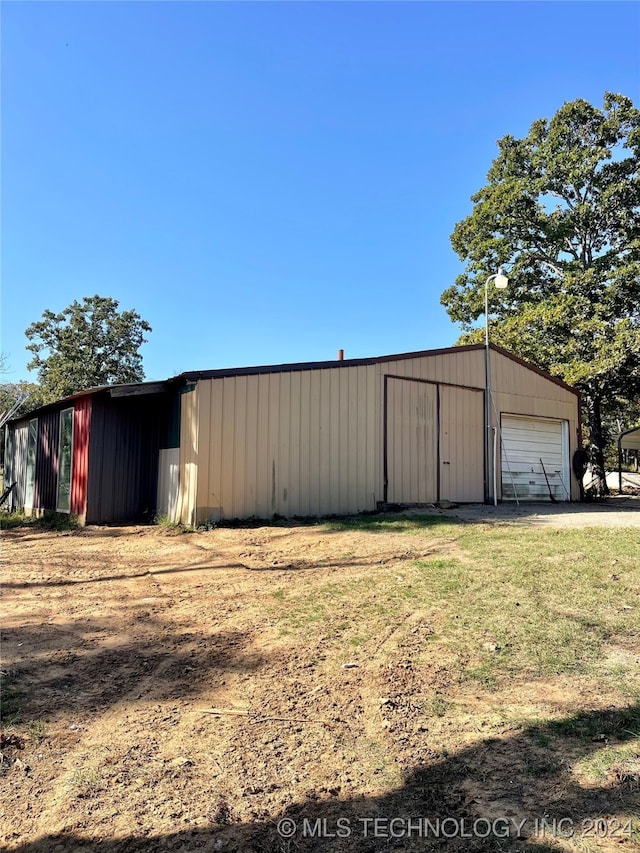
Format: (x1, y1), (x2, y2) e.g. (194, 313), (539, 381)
(3, 428), (12, 503)
(439, 385), (484, 502)
(621, 429), (640, 451)
(33, 409), (60, 511)
(386, 378), (437, 503)
(168, 346), (583, 522)
(10, 399), (91, 516)
(489, 350), (580, 500)
(7, 422), (28, 510)
(86, 394), (171, 524)
(180, 348), (496, 523)
(384, 378), (484, 504)
(187, 366), (379, 524)
(157, 448), (180, 519)
(175, 385), (198, 525)
(71, 396), (92, 518)
(377, 349), (486, 388)
(4, 421), (24, 511)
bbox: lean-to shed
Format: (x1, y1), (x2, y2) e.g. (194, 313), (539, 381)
(4, 381), (179, 524)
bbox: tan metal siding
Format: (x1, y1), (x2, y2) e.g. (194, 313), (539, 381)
(621, 429), (640, 451)
(377, 349), (486, 389)
(386, 378), (438, 503)
(489, 351), (580, 500)
(186, 346), (580, 521)
(385, 379), (484, 505)
(492, 352), (574, 403)
(176, 386), (199, 525)
(439, 386), (484, 502)
(194, 367), (380, 522)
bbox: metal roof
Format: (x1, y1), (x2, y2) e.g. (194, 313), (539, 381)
(177, 343), (579, 396)
(8, 342), (579, 425)
(7, 380), (171, 424)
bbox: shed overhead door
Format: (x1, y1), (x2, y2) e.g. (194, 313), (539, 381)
(501, 415), (569, 501)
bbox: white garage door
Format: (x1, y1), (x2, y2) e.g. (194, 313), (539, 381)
(501, 416), (570, 501)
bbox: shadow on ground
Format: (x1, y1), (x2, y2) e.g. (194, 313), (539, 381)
(8, 704), (640, 853)
(2, 617), (266, 723)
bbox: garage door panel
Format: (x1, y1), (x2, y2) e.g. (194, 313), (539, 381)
(501, 416), (569, 502)
(504, 449), (563, 464)
(504, 436), (563, 449)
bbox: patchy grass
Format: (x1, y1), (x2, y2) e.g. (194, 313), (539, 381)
(0, 511), (78, 531)
(445, 525), (639, 690)
(71, 766), (103, 799)
(28, 720), (47, 744)
(269, 522), (640, 698)
(2, 516), (639, 852)
(575, 743), (640, 784)
(0, 512), (28, 529)
(0, 670), (21, 723)
(323, 513), (460, 533)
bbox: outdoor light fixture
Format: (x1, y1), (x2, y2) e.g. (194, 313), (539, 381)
(494, 268), (509, 290)
(484, 267), (509, 505)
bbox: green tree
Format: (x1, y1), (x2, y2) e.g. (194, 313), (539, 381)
(25, 295), (152, 401)
(441, 92), (640, 496)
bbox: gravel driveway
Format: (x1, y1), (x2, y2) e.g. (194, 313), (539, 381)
(431, 495), (640, 528)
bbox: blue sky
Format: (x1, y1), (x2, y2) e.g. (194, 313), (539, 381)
(2, 1), (639, 382)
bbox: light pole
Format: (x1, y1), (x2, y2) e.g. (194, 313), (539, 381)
(484, 267), (509, 504)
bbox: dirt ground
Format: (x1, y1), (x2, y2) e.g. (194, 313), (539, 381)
(1, 503), (639, 853)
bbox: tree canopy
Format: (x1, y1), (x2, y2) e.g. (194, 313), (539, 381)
(441, 92), (640, 494)
(25, 295), (152, 401)
(0, 381), (45, 423)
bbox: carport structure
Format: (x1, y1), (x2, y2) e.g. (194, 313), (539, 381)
(617, 426), (640, 493)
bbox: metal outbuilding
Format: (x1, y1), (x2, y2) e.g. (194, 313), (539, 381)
(4, 343), (582, 526)
(172, 343), (581, 526)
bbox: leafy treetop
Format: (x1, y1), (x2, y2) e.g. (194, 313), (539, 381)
(441, 92), (640, 493)
(25, 295), (152, 402)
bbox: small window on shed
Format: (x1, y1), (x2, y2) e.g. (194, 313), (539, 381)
(57, 408), (74, 513)
(25, 418), (38, 509)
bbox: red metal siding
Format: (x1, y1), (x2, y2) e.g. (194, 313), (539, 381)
(71, 396), (91, 517)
